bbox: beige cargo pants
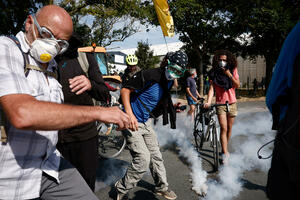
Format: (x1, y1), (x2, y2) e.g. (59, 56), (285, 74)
(115, 120), (169, 194)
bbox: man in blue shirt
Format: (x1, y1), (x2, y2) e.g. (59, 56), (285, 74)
(115, 51), (188, 200)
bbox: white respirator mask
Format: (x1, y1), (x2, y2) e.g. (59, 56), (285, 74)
(30, 38), (60, 63)
(218, 60), (227, 68)
(28, 15), (67, 63)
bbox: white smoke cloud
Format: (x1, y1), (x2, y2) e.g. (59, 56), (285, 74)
(202, 110), (275, 200)
(154, 112), (208, 195)
(95, 95), (276, 199)
(155, 100), (276, 200)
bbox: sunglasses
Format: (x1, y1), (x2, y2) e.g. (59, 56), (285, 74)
(166, 60), (186, 78)
(32, 15), (69, 54)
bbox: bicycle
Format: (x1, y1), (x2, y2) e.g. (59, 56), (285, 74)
(97, 122), (126, 158)
(95, 100), (126, 159)
(193, 98), (206, 152)
(193, 99), (229, 171)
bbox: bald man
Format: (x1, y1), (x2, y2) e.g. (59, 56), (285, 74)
(0, 5), (129, 200)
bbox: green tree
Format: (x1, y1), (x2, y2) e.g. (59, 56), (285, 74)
(141, 0), (242, 95)
(170, 0), (240, 96)
(142, 0), (300, 93)
(59, 0), (148, 47)
(227, 0), (300, 89)
(135, 41), (160, 69)
(0, 0), (50, 35)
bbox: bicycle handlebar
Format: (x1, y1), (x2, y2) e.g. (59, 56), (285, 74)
(210, 101), (230, 112)
(195, 99), (230, 113)
(196, 97), (205, 104)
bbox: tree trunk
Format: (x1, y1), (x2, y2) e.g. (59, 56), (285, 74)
(193, 46), (204, 96)
(264, 54), (277, 92)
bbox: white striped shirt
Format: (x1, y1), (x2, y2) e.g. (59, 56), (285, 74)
(0, 32), (64, 200)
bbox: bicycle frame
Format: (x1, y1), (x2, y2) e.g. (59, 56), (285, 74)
(193, 100), (229, 171)
(203, 109), (219, 143)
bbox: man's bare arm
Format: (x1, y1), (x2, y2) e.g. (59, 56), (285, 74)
(120, 88), (138, 131)
(186, 87), (197, 101)
(0, 94), (130, 130)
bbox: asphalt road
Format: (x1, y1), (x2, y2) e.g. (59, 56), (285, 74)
(95, 101), (274, 200)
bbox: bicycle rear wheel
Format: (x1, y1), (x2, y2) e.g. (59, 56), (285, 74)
(212, 123), (220, 171)
(98, 124), (126, 158)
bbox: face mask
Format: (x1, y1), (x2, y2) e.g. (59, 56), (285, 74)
(218, 60), (227, 68)
(30, 38), (60, 63)
(194, 74), (197, 78)
(29, 21), (60, 63)
(165, 69), (177, 80)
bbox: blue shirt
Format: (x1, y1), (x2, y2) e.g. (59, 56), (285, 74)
(186, 76), (197, 98)
(131, 81), (173, 122)
(266, 21), (300, 121)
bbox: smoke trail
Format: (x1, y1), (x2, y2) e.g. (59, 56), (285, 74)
(203, 110), (275, 200)
(95, 158), (128, 191)
(155, 100), (275, 199)
(154, 111), (208, 195)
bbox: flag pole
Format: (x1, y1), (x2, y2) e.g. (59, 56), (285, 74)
(163, 35), (169, 53)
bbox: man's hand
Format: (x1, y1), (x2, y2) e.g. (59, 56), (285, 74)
(69, 75), (92, 95)
(97, 106), (130, 131)
(128, 113), (139, 131)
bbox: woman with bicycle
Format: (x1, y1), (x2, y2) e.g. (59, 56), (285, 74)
(204, 50), (240, 164)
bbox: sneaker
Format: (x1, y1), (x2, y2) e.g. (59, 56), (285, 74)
(155, 189), (177, 200)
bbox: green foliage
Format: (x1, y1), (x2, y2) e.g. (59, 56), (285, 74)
(227, 0), (300, 88)
(142, 0), (300, 92)
(59, 0), (149, 47)
(135, 41), (160, 70)
(0, 0), (50, 35)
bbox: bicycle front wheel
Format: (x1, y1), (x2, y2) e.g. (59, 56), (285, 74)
(193, 116), (205, 151)
(212, 123), (220, 171)
(98, 125), (126, 158)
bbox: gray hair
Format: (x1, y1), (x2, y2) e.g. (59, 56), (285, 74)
(189, 68), (196, 75)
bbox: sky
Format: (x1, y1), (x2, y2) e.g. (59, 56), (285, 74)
(53, 1), (180, 51)
(106, 25), (181, 51)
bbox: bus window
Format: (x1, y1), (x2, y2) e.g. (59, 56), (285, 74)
(95, 53), (108, 75)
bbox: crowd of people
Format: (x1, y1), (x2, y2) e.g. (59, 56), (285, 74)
(0, 4), (298, 200)
(0, 4), (240, 200)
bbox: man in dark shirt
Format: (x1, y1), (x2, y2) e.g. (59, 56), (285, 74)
(56, 33), (110, 192)
(186, 68), (201, 117)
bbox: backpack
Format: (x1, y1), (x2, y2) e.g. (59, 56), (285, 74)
(77, 51), (90, 78)
(76, 51), (110, 105)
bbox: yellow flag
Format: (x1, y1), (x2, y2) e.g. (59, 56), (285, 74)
(153, 0), (174, 37)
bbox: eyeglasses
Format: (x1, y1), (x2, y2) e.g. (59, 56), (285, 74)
(166, 60), (186, 78)
(32, 15), (69, 54)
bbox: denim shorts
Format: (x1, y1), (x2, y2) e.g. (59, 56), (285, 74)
(186, 96), (196, 105)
